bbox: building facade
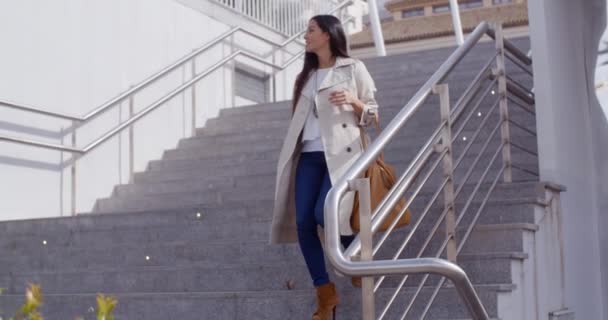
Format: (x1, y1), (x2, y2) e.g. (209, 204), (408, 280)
(351, 0), (529, 56)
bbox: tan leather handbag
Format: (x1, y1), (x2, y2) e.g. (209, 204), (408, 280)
(351, 120), (411, 233)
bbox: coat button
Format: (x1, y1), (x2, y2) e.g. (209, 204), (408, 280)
(342, 123), (347, 128)
(346, 147), (352, 152)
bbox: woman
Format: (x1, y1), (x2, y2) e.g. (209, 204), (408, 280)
(269, 15), (379, 320)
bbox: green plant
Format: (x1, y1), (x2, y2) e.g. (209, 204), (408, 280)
(0, 285), (118, 320)
(12, 283), (43, 320)
(96, 294), (117, 320)
(0, 287), (5, 319)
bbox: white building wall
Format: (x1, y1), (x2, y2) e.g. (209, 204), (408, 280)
(0, 0), (307, 220)
(594, 5), (608, 315)
(527, 0), (608, 319)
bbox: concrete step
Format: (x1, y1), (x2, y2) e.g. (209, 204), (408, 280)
(130, 164), (537, 198)
(376, 76), (531, 104)
(371, 223), (538, 265)
(216, 74), (531, 121)
(220, 72), (532, 121)
(0, 250), (522, 294)
(130, 167), (275, 185)
(363, 39), (529, 76)
(148, 149), (279, 171)
(152, 135), (536, 185)
(159, 129), (536, 166)
(96, 169), (539, 212)
(0, 222), (527, 276)
(0, 199), (537, 257)
(172, 127), (535, 159)
(134, 155), (537, 196)
(176, 134), (286, 150)
(0, 221), (533, 309)
(117, 159), (536, 198)
(0, 283), (512, 319)
(133, 159), (278, 184)
(0, 239), (304, 273)
(147, 129), (536, 173)
(210, 80), (533, 125)
(1, 181), (540, 243)
(194, 122), (290, 141)
(367, 53), (508, 77)
(210, 88), (532, 127)
(7, 201), (538, 261)
(0, 218), (272, 253)
(363, 37), (529, 64)
(114, 177), (275, 199)
(199, 117), (289, 136)
(369, 61), (532, 85)
(201, 102), (535, 140)
(115, 173), (275, 197)
(194, 111), (536, 149)
(181, 107), (536, 151)
(3, 202), (273, 236)
(161, 140), (282, 161)
(0, 180), (540, 240)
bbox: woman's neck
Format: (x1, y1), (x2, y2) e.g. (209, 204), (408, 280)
(317, 50), (336, 69)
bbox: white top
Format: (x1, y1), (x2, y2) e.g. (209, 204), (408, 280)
(302, 67), (331, 152)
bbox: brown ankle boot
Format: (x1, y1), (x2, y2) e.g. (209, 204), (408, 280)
(312, 282), (339, 320)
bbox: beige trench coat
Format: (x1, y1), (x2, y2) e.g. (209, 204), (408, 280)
(269, 57), (379, 244)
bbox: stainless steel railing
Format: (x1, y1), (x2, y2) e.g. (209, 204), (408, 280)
(0, 0), (354, 214)
(325, 22), (537, 319)
(212, 0), (344, 36)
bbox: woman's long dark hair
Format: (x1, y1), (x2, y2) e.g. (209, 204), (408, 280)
(292, 15), (350, 113)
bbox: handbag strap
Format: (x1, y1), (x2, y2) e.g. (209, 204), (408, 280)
(359, 116), (385, 162)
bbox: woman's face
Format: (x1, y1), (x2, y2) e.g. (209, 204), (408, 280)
(304, 19), (330, 54)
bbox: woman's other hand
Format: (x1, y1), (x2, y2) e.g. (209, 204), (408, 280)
(329, 89), (355, 105)
(329, 89), (364, 115)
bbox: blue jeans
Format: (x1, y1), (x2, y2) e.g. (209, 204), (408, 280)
(295, 151), (355, 287)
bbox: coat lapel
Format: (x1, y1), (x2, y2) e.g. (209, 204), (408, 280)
(317, 57), (356, 92)
(318, 69), (351, 91)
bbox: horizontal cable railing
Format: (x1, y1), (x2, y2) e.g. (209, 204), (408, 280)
(325, 22), (537, 320)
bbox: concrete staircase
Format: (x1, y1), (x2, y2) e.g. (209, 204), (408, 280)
(0, 38), (541, 319)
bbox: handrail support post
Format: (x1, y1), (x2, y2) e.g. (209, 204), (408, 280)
(70, 122), (78, 216)
(191, 59), (197, 136)
(493, 23), (513, 183)
(433, 84), (458, 263)
(128, 94), (135, 183)
(348, 178), (376, 320)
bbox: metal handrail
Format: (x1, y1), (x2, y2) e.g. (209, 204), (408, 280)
(0, 27), (239, 122)
(325, 21), (536, 320)
(417, 138), (507, 317)
(379, 115), (503, 318)
(211, 0), (343, 36)
(0, 100), (82, 121)
(342, 21), (532, 259)
(380, 59), (529, 317)
(0, 0), (354, 153)
(485, 27), (532, 66)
